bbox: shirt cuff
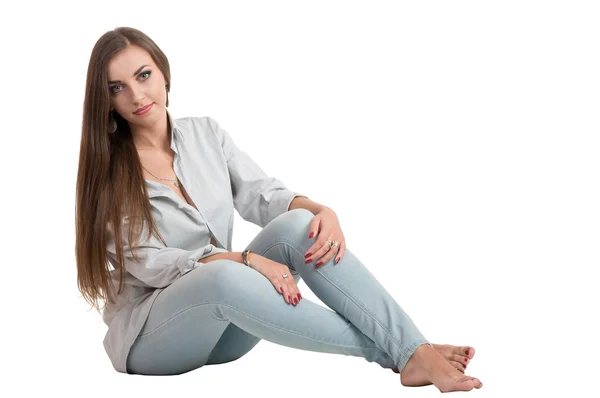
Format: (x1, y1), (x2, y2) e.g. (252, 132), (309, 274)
(267, 191), (308, 224)
(176, 244), (231, 273)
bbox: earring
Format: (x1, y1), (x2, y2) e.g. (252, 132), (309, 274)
(108, 109), (117, 134)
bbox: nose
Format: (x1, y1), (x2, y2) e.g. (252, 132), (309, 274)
(130, 83), (146, 107)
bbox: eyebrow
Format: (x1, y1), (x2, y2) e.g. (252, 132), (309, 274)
(108, 65), (149, 84)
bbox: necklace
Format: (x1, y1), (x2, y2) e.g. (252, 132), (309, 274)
(141, 163), (180, 188)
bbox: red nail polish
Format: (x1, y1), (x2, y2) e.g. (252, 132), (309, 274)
(288, 295), (291, 302)
(309, 232), (314, 239)
(280, 287), (283, 294)
(294, 298), (298, 304)
(305, 259), (311, 264)
(297, 293), (301, 300)
(316, 262), (323, 267)
(304, 253), (312, 258)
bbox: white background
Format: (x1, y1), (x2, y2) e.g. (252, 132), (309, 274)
(1, 1), (598, 396)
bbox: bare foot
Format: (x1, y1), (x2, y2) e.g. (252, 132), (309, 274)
(391, 344), (475, 375)
(399, 344), (483, 392)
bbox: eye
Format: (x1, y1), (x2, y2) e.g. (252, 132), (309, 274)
(110, 84), (122, 94)
(109, 71), (151, 94)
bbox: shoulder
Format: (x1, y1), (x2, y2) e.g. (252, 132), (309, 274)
(173, 115), (218, 134)
(172, 115), (222, 143)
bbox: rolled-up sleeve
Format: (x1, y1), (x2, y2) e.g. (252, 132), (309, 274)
(208, 117), (308, 228)
(106, 220), (230, 288)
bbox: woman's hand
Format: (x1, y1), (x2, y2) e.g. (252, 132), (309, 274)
(304, 207), (346, 267)
(247, 253), (302, 306)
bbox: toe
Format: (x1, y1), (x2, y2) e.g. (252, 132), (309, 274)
(451, 354), (469, 366)
(471, 377), (483, 389)
(454, 376), (476, 392)
(463, 346), (476, 359)
(449, 360), (466, 372)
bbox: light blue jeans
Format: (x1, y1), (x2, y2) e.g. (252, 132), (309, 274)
(126, 208), (430, 375)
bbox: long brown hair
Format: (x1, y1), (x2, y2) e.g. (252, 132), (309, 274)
(75, 27), (171, 312)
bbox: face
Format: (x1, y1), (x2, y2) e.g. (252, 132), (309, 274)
(107, 45), (167, 130)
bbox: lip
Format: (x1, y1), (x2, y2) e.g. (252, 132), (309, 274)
(134, 103), (153, 115)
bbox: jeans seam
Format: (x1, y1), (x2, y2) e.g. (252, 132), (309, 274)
(137, 301), (387, 353)
(257, 238), (299, 272)
(260, 239), (407, 357)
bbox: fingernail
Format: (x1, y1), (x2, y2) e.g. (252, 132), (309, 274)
(293, 298), (298, 304)
(334, 257), (339, 264)
(316, 262), (323, 267)
(288, 295), (291, 302)
(304, 252), (312, 258)
(297, 293), (301, 300)
(308, 232), (314, 239)
(305, 259), (312, 264)
(280, 287), (283, 294)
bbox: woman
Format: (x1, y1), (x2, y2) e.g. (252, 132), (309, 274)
(75, 26), (482, 393)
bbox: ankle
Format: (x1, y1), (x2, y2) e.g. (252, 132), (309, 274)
(408, 344), (437, 371)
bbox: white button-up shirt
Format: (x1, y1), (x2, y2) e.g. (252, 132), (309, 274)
(102, 110), (307, 373)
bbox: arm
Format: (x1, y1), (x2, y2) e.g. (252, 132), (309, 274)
(208, 117), (308, 227)
(106, 219), (230, 288)
(288, 196), (328, 215)
(197, 251), (244, 264)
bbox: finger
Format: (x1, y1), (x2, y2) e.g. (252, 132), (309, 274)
(283, 277), (297, 306)
(280, 274), (296, 305)
(306, 216), (322, 242)
(304, 233), (331, 264)
(290, 283), (302, 305)
(315, 244), (337, 268)
(287, 281), (301, 306)
(274, 275), (291, 304)
(305, 224), (327, 258)
(282, 279), (293, 305)
(288, 279), (302, 303)
(315, 234), (337, 268)
(334, 240), (346, 264)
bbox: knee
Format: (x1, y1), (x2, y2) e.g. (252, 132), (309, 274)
(206, 259), (245, 280)
(188, 260), (271, 308)
(192, 259), (253, 293)
(268, 208), (314, 237)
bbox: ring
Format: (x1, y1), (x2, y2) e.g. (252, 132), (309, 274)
(282, 274), (289, 278)
(327, 239), (339, 249)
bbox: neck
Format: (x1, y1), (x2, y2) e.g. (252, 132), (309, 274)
(131, 112), (171, 152)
